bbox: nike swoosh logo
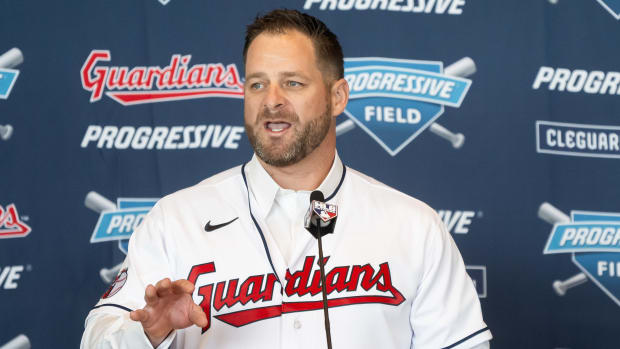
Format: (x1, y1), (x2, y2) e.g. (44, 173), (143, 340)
(204, 217), (239, 232)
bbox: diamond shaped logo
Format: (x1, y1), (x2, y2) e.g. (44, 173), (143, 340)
(597, 0), (620, 19)
(543, 210), (620, 306)
(90, 198), (157, 254)
(571, 211), (620, 306)
(343, 57), (471, 156)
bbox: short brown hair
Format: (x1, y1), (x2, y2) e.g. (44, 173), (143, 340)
(243, 9), (344, 81)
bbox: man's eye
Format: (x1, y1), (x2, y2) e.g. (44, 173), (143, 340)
(251, 82), (264, 89)
(287, 81), (303, 87)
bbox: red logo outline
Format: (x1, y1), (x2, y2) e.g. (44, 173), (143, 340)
(0, 204), (31, 239)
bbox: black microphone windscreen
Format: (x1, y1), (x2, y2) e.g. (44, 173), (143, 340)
(310, 190), (325, 203)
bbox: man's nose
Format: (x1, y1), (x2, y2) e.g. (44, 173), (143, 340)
(263, 85), (286, 111)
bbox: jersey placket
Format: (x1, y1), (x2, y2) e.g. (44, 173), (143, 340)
(254, 191), (329, 349)
(281, 192), (325, 349)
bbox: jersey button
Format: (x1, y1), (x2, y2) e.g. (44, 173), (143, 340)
(293, 319), (302, 329)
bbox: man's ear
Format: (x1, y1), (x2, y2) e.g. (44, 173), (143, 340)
(330, 78), (349, 117)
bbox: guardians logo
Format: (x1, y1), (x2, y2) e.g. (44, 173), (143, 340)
(188, 256), (404, 332)
(80, 50), (244, 106)
(338, 57), (474, 156)
(539, 202), (620, 306)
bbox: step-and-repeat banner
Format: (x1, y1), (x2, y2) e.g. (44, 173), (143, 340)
(1, 1), (619, 348)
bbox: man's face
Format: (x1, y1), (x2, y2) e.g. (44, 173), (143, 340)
(244, 30), (333, 167)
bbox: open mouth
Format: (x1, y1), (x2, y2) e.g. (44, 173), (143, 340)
(265, 121), (291, 133)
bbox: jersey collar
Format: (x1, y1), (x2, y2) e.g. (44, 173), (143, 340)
(245, 151), (345, 215)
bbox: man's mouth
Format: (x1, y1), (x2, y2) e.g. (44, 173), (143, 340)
(265, 122), (291, 133)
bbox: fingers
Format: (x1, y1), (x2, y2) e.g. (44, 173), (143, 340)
(189, 303), (208, 328)
(171, 279), (195, 294)
(134, 278), (205, 331)
(130, 309), (149, 323)
(144, 284), (159, 305)
(155, 278), (173, 297)
(145, 278), (192, 305)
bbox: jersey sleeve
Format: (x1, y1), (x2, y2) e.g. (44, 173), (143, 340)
(81, 202), (177, 349)
(410, 211), (492, 349)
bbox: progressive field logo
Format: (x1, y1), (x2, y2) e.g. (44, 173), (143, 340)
(341, 57), (472, 155)
(80, 50), (244, 105)
(539, 203), (620, 306)
(85, 192), (157, 283)
(88, 195), (156, 254)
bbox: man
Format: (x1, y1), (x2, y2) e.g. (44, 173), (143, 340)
(81, 9), (491, 349)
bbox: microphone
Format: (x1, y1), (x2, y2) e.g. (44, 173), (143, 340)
(304, 191), (338, 238)
(305, 190), (336, 349)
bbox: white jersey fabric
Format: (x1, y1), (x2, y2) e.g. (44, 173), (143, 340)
(82, 153), (492, 349)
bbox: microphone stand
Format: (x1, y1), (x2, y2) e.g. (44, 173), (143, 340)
(316, 222), (333, 349)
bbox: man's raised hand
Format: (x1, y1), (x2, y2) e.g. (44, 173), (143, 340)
(129, 278), (208, 347)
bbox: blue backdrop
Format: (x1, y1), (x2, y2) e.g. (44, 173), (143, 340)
(1, 0), (620, 348)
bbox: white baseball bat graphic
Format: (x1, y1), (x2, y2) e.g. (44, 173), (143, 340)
(100, 262), (124, 284)
(429, 57), (477, 148)
(335, 119), (355, 137)
(336, 57), (475, 149)
(0, 48), (24, 69)
(444, 57), (476, 78)
(538, 202), (587, 296)
(429, 123), (465, 149)
(85, 191), (124, 283)
(0, 334), (30, 349)
(85, 191), (116, 213)
(0, 125), (13, 141)
(553, 273), (588, 296)
(538, 202), (570, 224)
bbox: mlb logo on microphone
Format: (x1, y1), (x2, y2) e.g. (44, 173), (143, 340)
(543, 210), (620, 306)
(312, 201), (338, 222)
(343, 57), (471, 156)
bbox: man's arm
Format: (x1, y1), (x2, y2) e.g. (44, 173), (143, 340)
(81, 278), (206, 349)
(81, 309), (176, 349)
(409, 209), (492, 348)
(80, 202), (206, 348)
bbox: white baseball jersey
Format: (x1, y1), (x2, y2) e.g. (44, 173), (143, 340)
(82, 154), (492, 349)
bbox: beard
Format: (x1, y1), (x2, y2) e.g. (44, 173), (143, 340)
(245, 102), (332, 167)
